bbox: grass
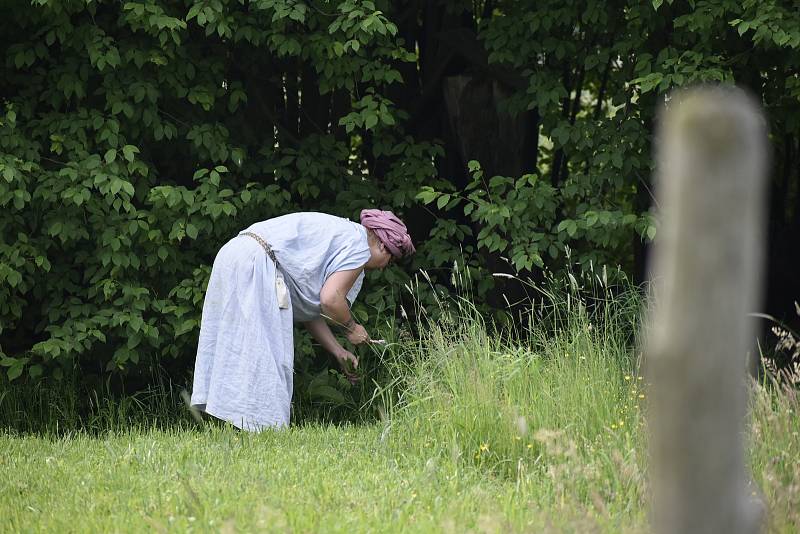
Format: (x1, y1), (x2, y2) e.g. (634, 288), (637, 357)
(1, 270), (798, 532)
(2, 425), (537, 532)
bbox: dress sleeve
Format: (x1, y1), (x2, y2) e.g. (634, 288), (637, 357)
(324, 222), (371, 306)
(325, 224), (370, 275)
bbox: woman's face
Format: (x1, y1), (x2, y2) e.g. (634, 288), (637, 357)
(373, 242), (393, 269)
(366, 238), (393, 270)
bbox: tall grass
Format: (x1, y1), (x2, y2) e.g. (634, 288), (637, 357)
(371, 265), (648, 520)
(750, 382), (800, 531)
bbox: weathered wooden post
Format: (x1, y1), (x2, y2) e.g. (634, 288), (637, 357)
(646, 86), (767, 534)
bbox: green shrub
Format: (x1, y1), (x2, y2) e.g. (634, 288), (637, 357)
(3, 0), (799, 409)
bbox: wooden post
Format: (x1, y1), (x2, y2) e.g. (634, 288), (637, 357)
(646, 86), (767, 534)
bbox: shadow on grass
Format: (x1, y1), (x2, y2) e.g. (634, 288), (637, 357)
(0, 371), (385, 438)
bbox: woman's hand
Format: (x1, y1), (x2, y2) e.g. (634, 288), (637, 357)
(346, 323), (370, 345)
(334, 348), (360, 384)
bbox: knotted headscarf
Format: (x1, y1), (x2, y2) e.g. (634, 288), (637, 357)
(360, 209), (416, 258)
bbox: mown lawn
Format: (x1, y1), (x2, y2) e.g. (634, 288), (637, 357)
(1, 424), (633, 533)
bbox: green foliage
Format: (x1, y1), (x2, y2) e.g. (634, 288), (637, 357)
(409, 0), (799, 331)
(2, 0), (799, 406)
(0, 0), (437, 390)
(417, 159), (656, 273)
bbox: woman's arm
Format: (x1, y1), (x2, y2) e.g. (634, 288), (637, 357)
(303, 318), (346, 357)
(303, 319), (359, 383)
(319, 268), (370, 344)
(319, 268), (362, 327)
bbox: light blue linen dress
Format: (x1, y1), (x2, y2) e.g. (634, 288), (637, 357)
(190, 212), (371, 431)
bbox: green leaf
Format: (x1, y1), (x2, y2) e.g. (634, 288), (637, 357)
(127, 333), (141, 350)
(186, 223), (199, 239)
(175, 319), (196, 336)
(7, 270), (22, 287)
(560, 220), (578, 237)
(104, 149), (117, 164)
(308, 384), (346, 404)
(2, 165), (15, 183)
(29, 364), (43, 379)
(122, 145), (139, 162)
(737, 21), (750, 36)
(122, 181), (135, 197)
(416, 187), (439, 204)
(8, 365), (23, 381)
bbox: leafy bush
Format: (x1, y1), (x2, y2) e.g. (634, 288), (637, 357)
(0, 0), (439, 388)
(2, 0), (799, 406)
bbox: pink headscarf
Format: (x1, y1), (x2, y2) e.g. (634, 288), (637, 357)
(360, 209), (416, 258)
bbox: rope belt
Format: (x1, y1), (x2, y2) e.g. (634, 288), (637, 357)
(239, 231), (289, 309)
(240, 231), (280, 268)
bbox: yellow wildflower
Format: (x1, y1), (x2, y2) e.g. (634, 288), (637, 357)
(480, 443), (489, 452)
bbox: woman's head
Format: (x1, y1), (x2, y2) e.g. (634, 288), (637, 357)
(360, 209), (415, 269)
